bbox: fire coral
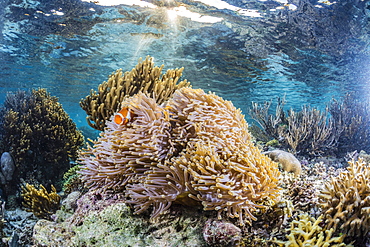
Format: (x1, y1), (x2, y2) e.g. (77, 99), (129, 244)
(79, 88), (281, 225)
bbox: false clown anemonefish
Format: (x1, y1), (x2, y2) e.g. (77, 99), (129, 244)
(114, 107), (134, 125)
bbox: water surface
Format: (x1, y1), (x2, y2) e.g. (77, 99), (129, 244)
(0, 0), (369, 127)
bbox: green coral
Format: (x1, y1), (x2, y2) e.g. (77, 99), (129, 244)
(62, 165), (83, 194)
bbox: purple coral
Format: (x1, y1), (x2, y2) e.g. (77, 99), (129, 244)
(203, 219), (242, 247)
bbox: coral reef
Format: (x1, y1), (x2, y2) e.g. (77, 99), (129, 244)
(275, 213), (349, 247)
(285, 179), (315, 212)
(32, 191), (207, 247)
(0, 88), (84, 194)
(249, 94), (370, 156)
(80, 56), (190, 130)
(79, 87), (281, 225)
(3, 208), (37, 247)
(21, 183), (61, 220)
(203, 220), (241, 247)
(329, 94), (370, 154)
(264, 150), (302, 176)
(319, 158), (370, 240)
(249, 97), (335, 155)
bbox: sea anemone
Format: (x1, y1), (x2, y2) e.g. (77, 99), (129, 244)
(79, 88), (281, 225)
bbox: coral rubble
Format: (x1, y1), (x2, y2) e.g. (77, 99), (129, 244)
(79, 56), (190, 130)
(21, 183), (61, 220)
(79, 87), (281, 225)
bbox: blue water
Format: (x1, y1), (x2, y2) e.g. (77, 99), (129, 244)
(0, 0), (369, 128)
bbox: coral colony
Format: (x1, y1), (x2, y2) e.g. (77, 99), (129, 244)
(1, 56), (370, 246)
(0, 88), (84, 195)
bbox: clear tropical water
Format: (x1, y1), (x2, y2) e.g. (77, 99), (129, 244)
(1, 0), (369, 129)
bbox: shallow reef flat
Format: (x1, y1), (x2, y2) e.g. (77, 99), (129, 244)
(0, 57), (369, 247)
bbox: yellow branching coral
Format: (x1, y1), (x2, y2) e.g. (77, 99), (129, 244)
(79, 56), (190, 130)
(21, 183), (61, 219)
(275, 213), (349, 247)
(319, 158), (370, 238)
(79, 88), (281, 225)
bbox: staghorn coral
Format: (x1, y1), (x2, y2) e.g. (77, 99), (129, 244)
(275, 213), (349, 247)
(21, 183), (61, 219)
(79, 87), (281, 225)
(319, 158), (370, 239)
(80, 56), (190, 130)
(0, 88), (84, 193)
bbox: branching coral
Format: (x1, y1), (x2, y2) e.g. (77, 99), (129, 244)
(275, 213), (349, 247)
(249, 98), (335, 155)
(0, 89), (84, 193)
(283, 106), (334, 154)
(249, 96), (287, 141)
(80, 56), (190, 130)
(79, 87), (281, 225)
(319, 158), (370, 238)
(329, 93), (370, 154)
(21, 183), (61, 219)
(249, 94), (370, 156)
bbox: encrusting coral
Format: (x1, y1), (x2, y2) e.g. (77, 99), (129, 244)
(79, 87), (281, 225)
(275, 213), (349, 247)
(0, 89), (84, 196)
(319, 158), (370, 239)
(79, 56), (190, 130)
(21, 183), (61, 219)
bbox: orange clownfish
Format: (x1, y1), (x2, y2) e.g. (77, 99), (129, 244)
(114, 107), (134, 125)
